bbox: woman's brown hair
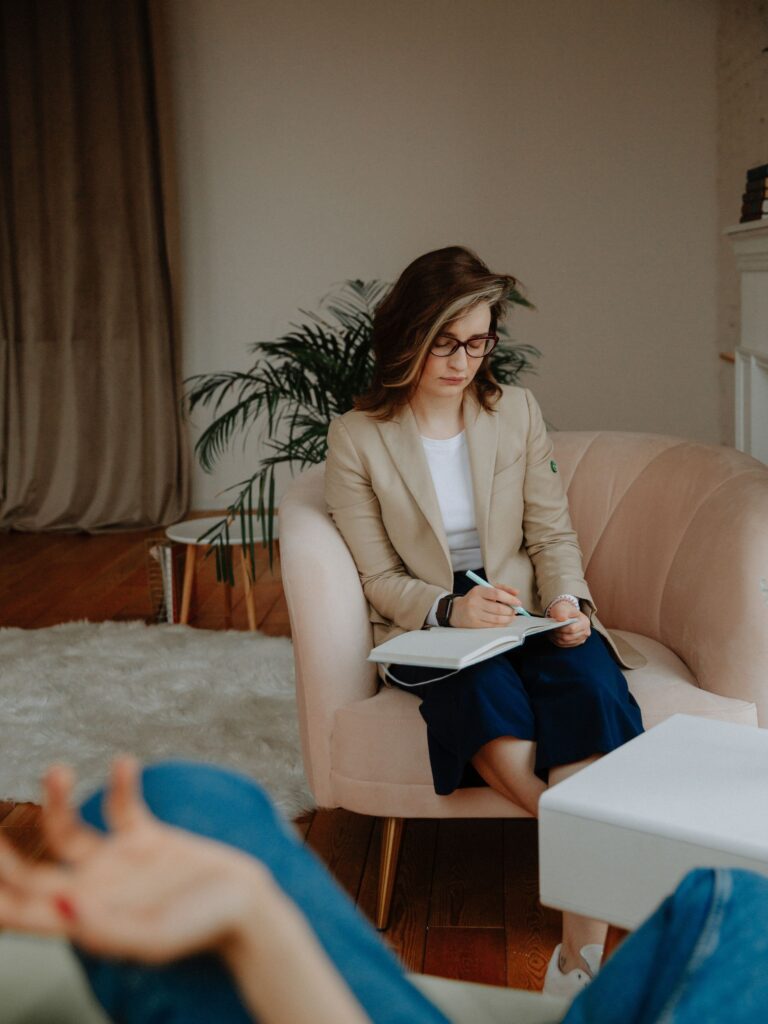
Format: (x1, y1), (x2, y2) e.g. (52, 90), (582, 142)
(355, 246), (520, 419)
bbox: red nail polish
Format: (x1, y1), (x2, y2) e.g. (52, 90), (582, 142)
(54, 895), (77, 921)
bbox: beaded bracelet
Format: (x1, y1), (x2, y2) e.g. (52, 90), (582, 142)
(545, 593), (580, 616)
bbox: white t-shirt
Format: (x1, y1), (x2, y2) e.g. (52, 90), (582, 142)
(421, 431), (481, 625)
(418, 431), (576, 629)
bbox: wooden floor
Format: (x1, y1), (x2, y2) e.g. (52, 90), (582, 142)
(0, 527), (560, 989)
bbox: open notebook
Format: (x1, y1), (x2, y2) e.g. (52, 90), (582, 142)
(368, 616), (578, 671)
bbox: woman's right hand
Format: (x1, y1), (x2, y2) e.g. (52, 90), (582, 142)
(450, 583), (522, 628)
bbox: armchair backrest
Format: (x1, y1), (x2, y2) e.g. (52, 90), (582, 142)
(555, 432), (768, 720)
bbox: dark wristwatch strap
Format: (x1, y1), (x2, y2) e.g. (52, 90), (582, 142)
(436, 593), (455, 627)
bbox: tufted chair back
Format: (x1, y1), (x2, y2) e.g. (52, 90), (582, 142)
(554, 433), (768, 720)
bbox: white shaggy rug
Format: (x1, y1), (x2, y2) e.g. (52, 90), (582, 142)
(0, 621), (313, 815)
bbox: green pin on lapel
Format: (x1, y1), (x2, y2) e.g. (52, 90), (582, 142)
(550, 460), (558, 473)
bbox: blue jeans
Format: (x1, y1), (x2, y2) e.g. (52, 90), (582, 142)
(76, 762), (449, 1024)
(76, 764), (768, 1023)
(564, 867), (768, 1024)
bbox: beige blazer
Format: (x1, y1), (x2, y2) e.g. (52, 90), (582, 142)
(325, 385), (644, 671)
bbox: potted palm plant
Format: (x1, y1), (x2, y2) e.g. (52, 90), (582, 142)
(184, 279), (539, 579)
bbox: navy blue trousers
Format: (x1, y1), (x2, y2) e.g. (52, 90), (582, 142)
(390, 570), (644, 794)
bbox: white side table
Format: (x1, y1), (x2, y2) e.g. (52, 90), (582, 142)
(165, 517), (271, 630)
(539, 715), (768, 936)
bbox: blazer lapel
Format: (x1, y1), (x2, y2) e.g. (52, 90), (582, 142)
(376, 405), (452, 574)
(463, 391), (499, 562)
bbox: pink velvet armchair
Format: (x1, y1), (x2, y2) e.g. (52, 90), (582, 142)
(279, 431), (768, 928)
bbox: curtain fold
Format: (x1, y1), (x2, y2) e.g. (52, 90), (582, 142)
(0, 0), (189, 530)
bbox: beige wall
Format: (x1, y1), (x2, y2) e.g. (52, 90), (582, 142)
(716, 0), (768, 446)
(166, 0), (720, 507)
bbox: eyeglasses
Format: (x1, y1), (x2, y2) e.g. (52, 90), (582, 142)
(429, 333), (499, 358)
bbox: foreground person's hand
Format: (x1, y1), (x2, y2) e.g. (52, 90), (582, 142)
(0, 758), (369, 1024)
(0, 757), (269, 963)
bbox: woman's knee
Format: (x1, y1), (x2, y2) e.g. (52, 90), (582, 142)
(472, 737), (544, 813)
(80, 761), (280, 843)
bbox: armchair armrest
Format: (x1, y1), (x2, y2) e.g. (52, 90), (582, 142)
(279, 466), (378, 806)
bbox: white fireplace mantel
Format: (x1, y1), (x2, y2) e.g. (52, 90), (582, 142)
(725, 220), (768, 464)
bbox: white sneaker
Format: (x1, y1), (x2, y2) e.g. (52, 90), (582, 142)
(543, 943), (601, 999)
(580, 943), (604, 977)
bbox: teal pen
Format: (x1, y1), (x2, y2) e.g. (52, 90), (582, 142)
(465, 570), (533, 616)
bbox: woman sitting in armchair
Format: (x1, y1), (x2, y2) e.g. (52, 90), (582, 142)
(324, 245), (645, 995)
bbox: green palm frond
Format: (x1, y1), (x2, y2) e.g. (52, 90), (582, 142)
(184, 279), (539, 581)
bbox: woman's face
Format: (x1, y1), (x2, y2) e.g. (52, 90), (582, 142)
(415, 302), (492, 402)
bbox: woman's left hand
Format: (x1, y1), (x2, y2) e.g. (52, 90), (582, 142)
(547, 602), (591, 647)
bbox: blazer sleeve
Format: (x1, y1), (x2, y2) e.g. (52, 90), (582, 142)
(324, 417), (446, 631)
(521, 389), (596, 614)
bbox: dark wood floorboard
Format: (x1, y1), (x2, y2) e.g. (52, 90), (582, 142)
(424, 926), (508, 986)
(305, 808), (375, 903)
(504, 819), (562, 990)
(0, 528), (555, 989)
(429, 818), (505, 929)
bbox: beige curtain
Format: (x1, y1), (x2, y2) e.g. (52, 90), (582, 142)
(0, 0), (189, 530)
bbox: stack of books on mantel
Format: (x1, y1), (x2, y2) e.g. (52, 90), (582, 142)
(740, 163), (768, 223)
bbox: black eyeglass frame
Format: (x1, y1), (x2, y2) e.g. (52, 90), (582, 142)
(428, 332), (500, 358)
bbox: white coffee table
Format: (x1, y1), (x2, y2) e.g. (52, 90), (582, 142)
(538, 714), (768, 933)
(165, 516), (272, 629)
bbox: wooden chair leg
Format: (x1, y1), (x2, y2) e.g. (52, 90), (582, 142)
(179, 544), (196, 625)
(223, 576), (232, 628)
(375, 817), (404, 931)
(239, 546), (257, 631)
